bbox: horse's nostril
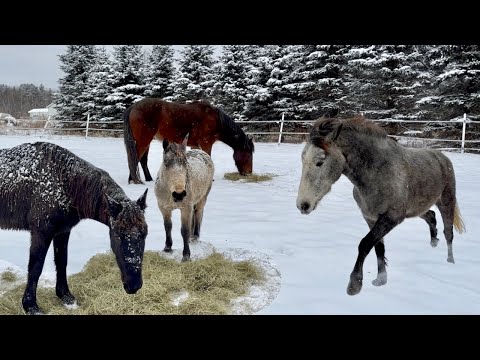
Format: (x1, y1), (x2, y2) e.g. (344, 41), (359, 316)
(300, 202), (310, 212)
(172, 191), (186, 201)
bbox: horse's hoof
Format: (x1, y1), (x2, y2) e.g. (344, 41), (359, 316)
(25, 307), (44, 315)
(182, 255), (191, 262)
(61, 293), (76, 305)
(129, 179), (144, 185)
(372, 274), (387, 287)
(190, 236), (199, 243)
(430, 237), (439, 248)
(163, 247), (173, 253)
(447, 257), (455, 264)
(347, 279), (362, 296)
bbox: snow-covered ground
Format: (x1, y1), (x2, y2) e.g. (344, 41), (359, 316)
(1, 134), (479, 314)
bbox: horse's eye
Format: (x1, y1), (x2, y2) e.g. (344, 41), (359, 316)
(316, 161), (323, 167)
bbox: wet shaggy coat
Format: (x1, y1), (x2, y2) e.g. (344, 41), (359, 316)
(0, 142), (148, 314)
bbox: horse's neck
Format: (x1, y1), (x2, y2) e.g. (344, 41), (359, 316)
(340, 134), (397, 190)
(70, 173), (125, 226)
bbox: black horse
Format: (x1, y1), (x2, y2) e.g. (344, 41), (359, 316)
(0, 142), (148, 314)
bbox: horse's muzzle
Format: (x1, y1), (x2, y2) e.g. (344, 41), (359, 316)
(172, 190), (187, 202)
(123, 280), (142, 294)
(297, 201), (312, 215)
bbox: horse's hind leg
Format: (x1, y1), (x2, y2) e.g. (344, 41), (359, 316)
(191, 197), (207, 242)
(22, 229), (53, 315)
(140, 145), (153, 182)
(437, 193), (456, 264)
(420, 210), (439, 247)
(364, 217), (387, 287)
(161, 208), (173, 253)
(53, 231), (76, 306)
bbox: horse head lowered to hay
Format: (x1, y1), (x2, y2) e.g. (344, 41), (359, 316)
(123, 98), (254, 184)
(296, 117), (466, 295)
(0, 142), (148, 314)
(154, 134), (215, 262)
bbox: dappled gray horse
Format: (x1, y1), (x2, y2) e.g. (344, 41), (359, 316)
(154, 135), (215, 261)
(296, 117), (465, 296)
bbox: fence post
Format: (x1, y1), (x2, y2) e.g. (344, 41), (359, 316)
(461, 113), (467, 154)
(85, 113), (90, 139)
(278, 113), (285, 145)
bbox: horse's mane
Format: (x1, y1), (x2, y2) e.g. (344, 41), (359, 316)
(216, 108), (255, 152)
(310, 116), (388, 146)
(35, 142), (127, 222)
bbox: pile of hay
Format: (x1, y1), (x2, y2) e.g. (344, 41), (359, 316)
(0, 251), (264, 315)
(224, 172), (275, 183)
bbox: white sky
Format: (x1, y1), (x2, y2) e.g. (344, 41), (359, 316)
(0, 45), (222, 90)
(1, 135), (479, 314)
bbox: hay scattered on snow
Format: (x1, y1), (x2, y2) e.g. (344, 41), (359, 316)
(0, 250), (264, 315)
(0, 270), (17, 283)
(223, 172), (275, 183)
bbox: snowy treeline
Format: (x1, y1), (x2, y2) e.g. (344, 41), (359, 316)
(53, 45), (480, 125)
(0, 84), (53, 118)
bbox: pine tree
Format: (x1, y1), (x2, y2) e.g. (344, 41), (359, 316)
(106, 45), (146, 120)
(173, 45), (215, 102)
(82, 46), (115, 122)
(212, 45), (250, 120)
(54, 45), (97, 122)
(267, 45), (305, 119)
(143, 45), (175, 100)
(428, 45), (480, 120)
(243, 45), (278, 121)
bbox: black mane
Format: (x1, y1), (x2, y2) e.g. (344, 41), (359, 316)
(216, 108), (255, 152)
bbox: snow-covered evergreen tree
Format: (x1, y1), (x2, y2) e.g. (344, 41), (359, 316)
(54, 45), (97, 122)
(267, 45), (305, 119)
(173, 45), (216, 102)
(106, 45), (146, 121)
(212, 45), (251, 120)
(340, 45), (427, 119)
(419, 45), (480, 120)
(143, 45), (175, 100)
(243, 45), (278, 121)
(82, 46), (116, 122)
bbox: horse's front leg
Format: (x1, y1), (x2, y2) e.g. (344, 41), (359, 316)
(180, 207), (193, 262)
(53, 231), (76, 307)
(161, 208), (173, 253)
(363, 217), (388, 287)
(347, 213), (401, 295)
(22, 229), (53, 315)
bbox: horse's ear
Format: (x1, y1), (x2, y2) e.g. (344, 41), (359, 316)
(136, 188), (148, 211)
(182, 133), (189, 147)
(333, 123), (343, 141)
(106, 195), (123, 218)
(162, 139), (169, 151)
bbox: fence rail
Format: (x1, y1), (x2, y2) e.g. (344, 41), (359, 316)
(2, 113), (479, 154)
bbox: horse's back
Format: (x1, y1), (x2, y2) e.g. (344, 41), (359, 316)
(0, 142), (74, 230)
(129, 98), (219, 145)
(187, 149), (215, 182)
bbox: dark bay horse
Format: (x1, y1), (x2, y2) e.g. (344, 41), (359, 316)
(123, 98), (254, 184)
(0, 142), (148, 314)
(296, 117), (466, 296)
(154, 135), (215, 261)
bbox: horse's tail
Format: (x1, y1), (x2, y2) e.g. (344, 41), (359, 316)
(453, 202), (466, 234)
(123, 105), (141, 183)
